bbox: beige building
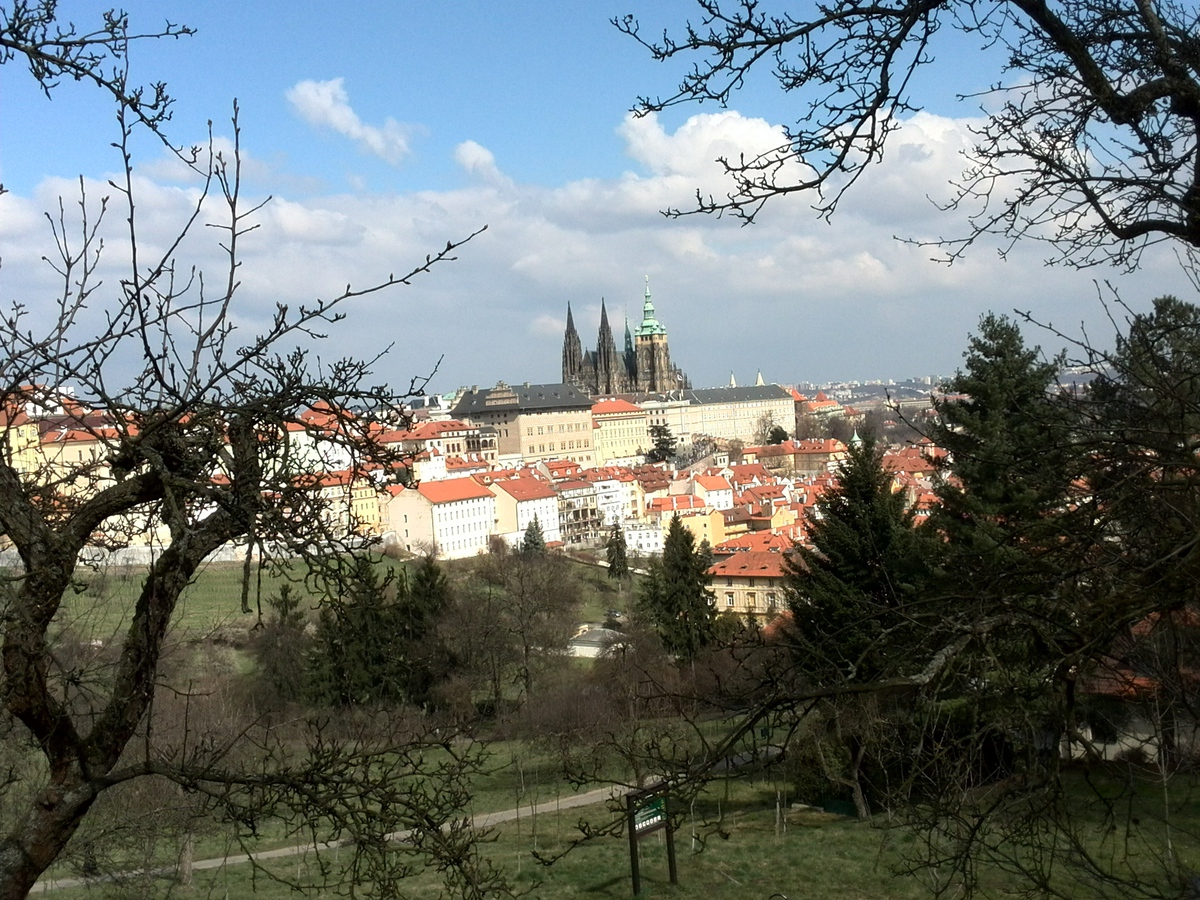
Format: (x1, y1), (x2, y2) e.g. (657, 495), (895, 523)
(708, 550), (790, 619)
(452, 382), (595, 467)
(592, 398), (649, 466)
(639, 385), (796, 449)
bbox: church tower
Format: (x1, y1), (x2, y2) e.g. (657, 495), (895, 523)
(634, 278), (678, 392)
(595, 299), (623, 394)
(623, 315), (638, 388)
(562, 302), (583, 386)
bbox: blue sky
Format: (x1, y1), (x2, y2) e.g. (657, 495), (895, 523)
(0, 2), (1188, 394)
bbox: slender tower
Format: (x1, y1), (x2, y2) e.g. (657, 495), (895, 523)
(562, 302), (583, 387)
(595, 299), (621, 395)
(634, 277), (675, 392)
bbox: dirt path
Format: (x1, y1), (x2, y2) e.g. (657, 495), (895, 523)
(31, 786), (617, 893)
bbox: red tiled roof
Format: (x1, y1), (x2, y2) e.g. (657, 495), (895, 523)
(417, 477), (494, 504)
(707, 550), (789, 579)
(492, 476), (557, 501)
(592, 398), (643, 414)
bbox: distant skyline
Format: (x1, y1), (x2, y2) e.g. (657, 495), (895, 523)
(0, 2), (1188, 393)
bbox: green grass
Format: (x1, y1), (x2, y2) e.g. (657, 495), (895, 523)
(44, 777), (931, 899)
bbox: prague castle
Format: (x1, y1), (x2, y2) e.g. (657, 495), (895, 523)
(562, 280), (690, 396)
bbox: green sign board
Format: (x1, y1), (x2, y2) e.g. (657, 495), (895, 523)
(634, 797), (666, 835)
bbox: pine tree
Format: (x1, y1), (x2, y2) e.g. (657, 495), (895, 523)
(395, 554), (455, 708)
(520, 516), (546, 555)
(785, 437), (931, 683)
(606, 523), (629, 580)
(646, 424), (676, 464)
(309, 557), (400, 706)
(638, 515), (715, 660)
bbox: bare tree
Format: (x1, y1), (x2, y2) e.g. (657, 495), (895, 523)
(618, 0), (1200, 269)
(0, 6), (497, 896)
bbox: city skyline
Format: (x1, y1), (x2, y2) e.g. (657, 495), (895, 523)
(0, 1), (1188, 394)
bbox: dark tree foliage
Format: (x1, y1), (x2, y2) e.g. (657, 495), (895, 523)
(645, 423), (676, 463)
(520, 516), (546, 555)
(619, 0), (1200, 269)
(309, 556), (454, 709)
(309, 559), (404, 707)
(605, 523), (629, 580)
(767, 424), (789, 445)
(785, 437), (932, 684)
(252, 584), (311, 705)
(928, 314), (1089, 615)
(638, 515), (716, 661)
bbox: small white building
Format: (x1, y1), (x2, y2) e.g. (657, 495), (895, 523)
(386, 476), (496, 560)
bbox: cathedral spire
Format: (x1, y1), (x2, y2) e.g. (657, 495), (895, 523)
(637, 276), (666, 336)
(561, 302), (583, 387)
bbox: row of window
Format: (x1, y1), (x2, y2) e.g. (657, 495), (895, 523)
(724, 591), (779, 608)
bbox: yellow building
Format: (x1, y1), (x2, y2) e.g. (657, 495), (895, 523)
(592, 398), (649, 466)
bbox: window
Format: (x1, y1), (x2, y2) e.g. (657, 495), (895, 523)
(725, 577), (733, 587)
(725, 593), (734, 607)
(747, 592), (757, 607)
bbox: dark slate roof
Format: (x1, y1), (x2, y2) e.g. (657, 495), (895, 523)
(452, 382), (594, 416)
(634, 384), (794, 406)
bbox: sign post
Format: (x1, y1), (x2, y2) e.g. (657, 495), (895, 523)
(626, 783), (677, 896)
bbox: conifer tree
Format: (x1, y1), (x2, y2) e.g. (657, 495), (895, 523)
(520, 516), (546, 555)
(638, 515), (715, 660)
(606, 523), (629, 580)
(785, 437), (931, 683)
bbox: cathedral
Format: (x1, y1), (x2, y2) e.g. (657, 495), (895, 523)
(562, 280), (690, 396)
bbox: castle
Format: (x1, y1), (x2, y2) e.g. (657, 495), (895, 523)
(561, 280), (689, 396)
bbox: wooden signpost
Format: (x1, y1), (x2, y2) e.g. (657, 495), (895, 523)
(626, 783), (677, 896)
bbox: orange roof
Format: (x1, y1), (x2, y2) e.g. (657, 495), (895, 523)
(417, 477), (494, 504)
(694, 475), (732, 491)
(647, 495), (706, 512)
(592, 398), (644, 415)
(715, 532), (795, 553)
(707, 550), (789, 580)
(491, 476), (557, 502)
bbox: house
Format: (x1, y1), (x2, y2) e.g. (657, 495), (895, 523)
(489, 476), (561, 547)
(385, 476), (496, 560)
(707, 550), (791, 619)
(592, 398), (649, 466)
(451, 381), (596, 467)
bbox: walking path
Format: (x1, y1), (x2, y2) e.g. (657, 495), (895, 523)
(31, 786), (617, 893)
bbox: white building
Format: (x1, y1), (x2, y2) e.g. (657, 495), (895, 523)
(386, 476), (496, 560)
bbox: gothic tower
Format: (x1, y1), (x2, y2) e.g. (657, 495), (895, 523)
(623, 315), (638, 387)
(595, 300), (622, 394)
(562, 302), (583, 386)
(634, 279), (678, 392)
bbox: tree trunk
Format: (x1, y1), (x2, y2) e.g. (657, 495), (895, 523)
(0, 777), (98, 900)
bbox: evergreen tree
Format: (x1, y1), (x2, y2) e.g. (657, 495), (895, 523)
(520, 516), (546, 555)
(785, 437), (931, 683)
(928, 313), (1084, 603)
(638, 515), (715, 660)
(253, 584), (311, 705)
(395, 554), (455, 708)
(646, 424), (676, 464)
(605, 523), (629, 580)
(309, 557), (402, 706)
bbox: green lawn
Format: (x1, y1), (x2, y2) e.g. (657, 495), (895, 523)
(44, 777), (932, 899)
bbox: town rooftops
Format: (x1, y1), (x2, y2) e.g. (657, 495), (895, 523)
(451, 381), (593, 416)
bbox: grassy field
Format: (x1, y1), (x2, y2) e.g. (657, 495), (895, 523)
(56, 551), (635, 643)
(45, 776), (933, 899)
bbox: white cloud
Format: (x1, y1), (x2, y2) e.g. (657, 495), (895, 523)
(286, 78), (413, 165)
(1, 109), (1188, 394)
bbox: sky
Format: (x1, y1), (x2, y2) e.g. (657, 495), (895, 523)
(0, 1), (1191, 395)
